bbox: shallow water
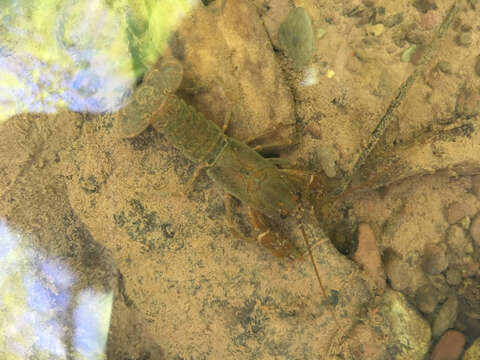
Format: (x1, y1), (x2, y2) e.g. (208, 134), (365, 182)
(1, 1), (479, 359)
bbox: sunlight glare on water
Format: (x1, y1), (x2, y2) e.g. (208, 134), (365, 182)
(0, 0), (198, 123)
(0, 220), (113, 360)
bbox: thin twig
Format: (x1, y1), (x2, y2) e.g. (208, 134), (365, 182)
(337, 1), (459, 197)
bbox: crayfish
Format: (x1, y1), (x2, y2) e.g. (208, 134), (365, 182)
(115, 58), (338, 321)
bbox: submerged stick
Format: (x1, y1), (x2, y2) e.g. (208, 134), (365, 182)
(336, 1), (459, 197)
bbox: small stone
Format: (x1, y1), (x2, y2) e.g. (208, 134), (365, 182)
(445, 268), (462, 286)
(446, 225), (473, 255)
(422, 10), (442, 30)
(431, 293), (458, 338)
(278, 7), (316, 69)
(411, 45), (426, 66)
(353, 223), (385, 290)
(430, 330), (466, 360)
(316, 146), (339, 178)
(437, 60), (452, 74)
(384, 13), (404, 28)
(413, 0), (437, 13)
(456, 32), (473, 47)
(415, 285), (440, 314)
(423, 244), (449, 275)
(470, 213), (480, 245)
(463, 336), (480, 360)
(365, 24), (384, 36)
(460, 216), (471, 230)
(384, 251), (411, 291)
(444, 202), (473, 224)
(401, 45), (417, 63)
(475, 55), (480, 77)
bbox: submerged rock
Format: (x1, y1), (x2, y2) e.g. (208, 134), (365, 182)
(379, 290), (431, 359)
(430, 330), (465, 360)
(278, 7), (315, 69)
(464, 336), (480, 360)
(431, 293), (458, 338)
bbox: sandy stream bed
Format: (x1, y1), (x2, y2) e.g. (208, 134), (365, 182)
(1, 0), (480, 359)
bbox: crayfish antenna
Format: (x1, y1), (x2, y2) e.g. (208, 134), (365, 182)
(299, 221), (341, 330)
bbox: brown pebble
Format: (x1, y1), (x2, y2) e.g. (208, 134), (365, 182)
(444, 202), (473, 224)
(353, 223), (385, 290)
(422, 10), (441, 30)
(411, 45), (426, 66)
(471, 213), (480, 245)
(384, 251), (411, 291)
(430, 330), (465, 360)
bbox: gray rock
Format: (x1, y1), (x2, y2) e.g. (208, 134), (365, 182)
(423, 244), (449, 275)
(431, 293), (458, 338)
(379, 290), (431, 359)
(278, 7), (316, 69)
(318, 146), (339, 178)
(416, 285), (441, 314)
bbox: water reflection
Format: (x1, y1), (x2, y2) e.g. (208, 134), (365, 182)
(0, 0), (198, 122)
(0, 220), (113, 359)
